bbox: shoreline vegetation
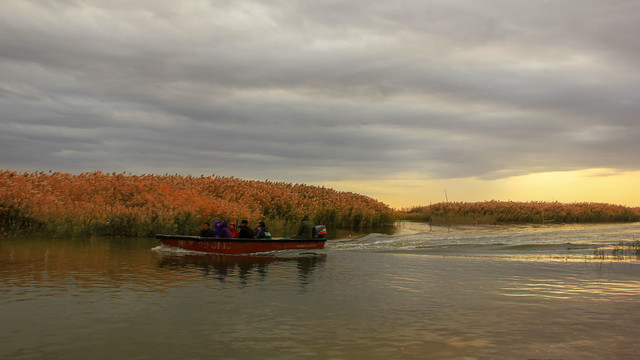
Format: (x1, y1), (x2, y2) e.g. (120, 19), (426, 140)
(402, 200), (640, 225)
(1, 170), (639, 238)
(0, 170), (395, 237)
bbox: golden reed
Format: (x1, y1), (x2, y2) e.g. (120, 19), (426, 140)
(0, 170), (396, 237)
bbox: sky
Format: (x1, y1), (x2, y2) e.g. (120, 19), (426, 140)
(1, 0), (639, 209)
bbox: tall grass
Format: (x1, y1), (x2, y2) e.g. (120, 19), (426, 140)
(0, 170), (397, 237)
(402, 200), (640, 224)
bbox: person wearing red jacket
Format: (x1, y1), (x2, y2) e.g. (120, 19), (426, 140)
(229, 222), (239, 238)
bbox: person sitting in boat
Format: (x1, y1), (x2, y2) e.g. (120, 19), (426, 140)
(254, 221), (272, 239)
(237, 220), (254, 239)
(214, 221), (221, 236)
(199, 222), (215, 237)
(229, 222), (239, 238)
(218, 220), (233, 238)
(295, 215), (317, 239)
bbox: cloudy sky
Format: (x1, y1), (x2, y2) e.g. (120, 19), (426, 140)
(1, 0), (639, 208)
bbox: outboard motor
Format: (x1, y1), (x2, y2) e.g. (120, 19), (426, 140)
(314, 225), (327, 239)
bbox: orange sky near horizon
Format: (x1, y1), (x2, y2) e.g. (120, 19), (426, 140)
(320, 168), (640, 210)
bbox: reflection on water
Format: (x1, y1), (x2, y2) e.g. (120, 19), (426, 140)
(155, 252), (327, 285)
(0, 237), (327, 298)
(1, 237), (163, 293)
(500, 274), (640, 300)
(2, 224), (640, 359)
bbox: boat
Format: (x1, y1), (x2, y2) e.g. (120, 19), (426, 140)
(156, 234), (326, 255)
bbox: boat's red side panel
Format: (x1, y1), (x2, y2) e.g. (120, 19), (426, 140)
(157, 235), (326, 254)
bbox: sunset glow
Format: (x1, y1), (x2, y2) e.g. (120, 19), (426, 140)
(321, 169), (640, 209)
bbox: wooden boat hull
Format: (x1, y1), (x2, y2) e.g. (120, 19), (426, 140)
(156, 234), (326, 254)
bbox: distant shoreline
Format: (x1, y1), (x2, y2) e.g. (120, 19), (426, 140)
(400, 200), (640, 224)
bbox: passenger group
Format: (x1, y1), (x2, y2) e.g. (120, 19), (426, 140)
(199, 216), (315, 239)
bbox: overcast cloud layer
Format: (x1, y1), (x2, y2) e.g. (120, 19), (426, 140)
(2, 0), (639, 187)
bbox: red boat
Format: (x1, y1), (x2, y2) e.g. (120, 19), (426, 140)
(156, 234), (327, 255)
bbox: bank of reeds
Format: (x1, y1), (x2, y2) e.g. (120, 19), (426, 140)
(593, 239), (640, 261)
(402, 200), (640, 224)
(0, 170), (396, 237)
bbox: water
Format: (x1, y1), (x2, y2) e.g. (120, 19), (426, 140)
(2, 222), (640, 359)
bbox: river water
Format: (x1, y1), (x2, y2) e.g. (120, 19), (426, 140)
(2, 222), (640, 359)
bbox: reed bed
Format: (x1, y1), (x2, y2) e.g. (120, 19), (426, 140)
(592, 239), (640, 261)
(403, 200), (640, 224)
(0, 170), (396, 237)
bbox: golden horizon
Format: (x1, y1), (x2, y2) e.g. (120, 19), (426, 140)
(320, 168), (640, 210)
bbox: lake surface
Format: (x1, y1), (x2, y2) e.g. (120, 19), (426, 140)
(2, 222), (640, 359)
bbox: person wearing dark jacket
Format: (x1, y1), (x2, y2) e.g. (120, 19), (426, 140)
(237, 220), (254, 239)
(218, 220), (233, 238)
(254, 221), (271, 239)
(295, 215), (316, 239)
(199, 222), (215, 237)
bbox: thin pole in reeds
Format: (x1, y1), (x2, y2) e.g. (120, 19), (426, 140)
(444, 189), (450, 231)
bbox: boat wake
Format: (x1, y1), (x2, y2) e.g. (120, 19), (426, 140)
(326, 222), (640, 261)
(152, 244), (209, 255)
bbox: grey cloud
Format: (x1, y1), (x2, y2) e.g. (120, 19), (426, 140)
(1, 0), (639, 184)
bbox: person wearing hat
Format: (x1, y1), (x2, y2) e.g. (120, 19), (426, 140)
(214, 221), (221, 236)
(229, 222), (238, 238)
(218, 220), (233, 238)
(237, 220), (254, 239)
(254, 221), (271, 239)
